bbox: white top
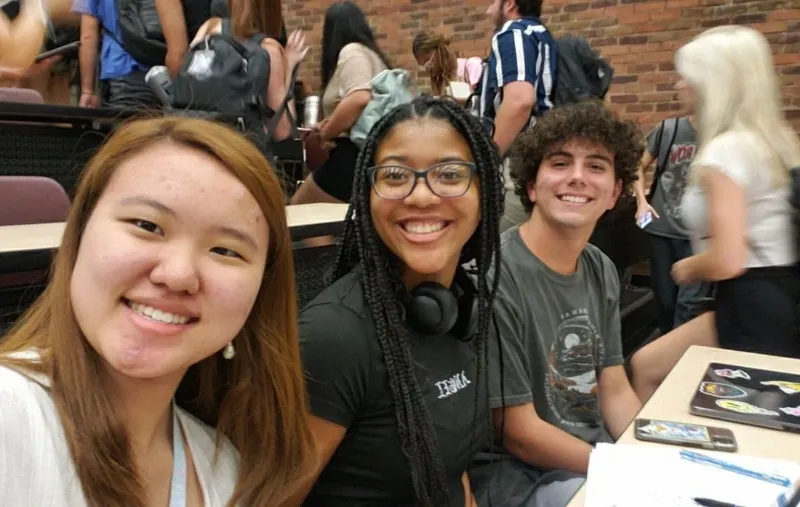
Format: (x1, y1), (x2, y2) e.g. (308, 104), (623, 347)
(681, 131), (797, 268)
(0, 364), (240, 506)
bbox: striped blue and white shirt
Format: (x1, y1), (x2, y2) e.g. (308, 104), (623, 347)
(479, 17), (556, 125)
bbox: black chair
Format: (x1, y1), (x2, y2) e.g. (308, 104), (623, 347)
(293, 244), (339, 309)
(589, 197), (658, 357)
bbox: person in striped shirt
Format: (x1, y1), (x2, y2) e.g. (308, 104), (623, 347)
(479, 0), (558, 232)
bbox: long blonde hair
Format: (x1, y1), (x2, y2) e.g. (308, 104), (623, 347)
(0, 117), (314, 507)
(675, 25), (800, 186)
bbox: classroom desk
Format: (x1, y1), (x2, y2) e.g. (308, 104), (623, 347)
(567, 345), (800, 507)
(0, 203), (349, 273)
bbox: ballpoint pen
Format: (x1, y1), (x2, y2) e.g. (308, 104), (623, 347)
(680, 449), (792, 488)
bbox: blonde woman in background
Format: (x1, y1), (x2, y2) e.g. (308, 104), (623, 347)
(0, 0), (74, 71)
(631, 25), (800, 398)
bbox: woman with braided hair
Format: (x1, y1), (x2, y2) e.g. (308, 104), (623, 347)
(289, 96), (505, 507)
(412, 30), (458, 98)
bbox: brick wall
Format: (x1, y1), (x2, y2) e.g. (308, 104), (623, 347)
(284, 0), (800, 133)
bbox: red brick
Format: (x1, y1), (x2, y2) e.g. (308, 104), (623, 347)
(284, 0), (799, 133)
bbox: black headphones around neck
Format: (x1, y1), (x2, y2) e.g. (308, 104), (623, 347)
(403, 268), (479, 341)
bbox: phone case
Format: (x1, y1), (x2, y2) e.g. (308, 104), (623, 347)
(634, 419), (737, 452)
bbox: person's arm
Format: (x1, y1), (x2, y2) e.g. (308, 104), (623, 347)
(77, 13), (100, 107)
(598, 365), (641, 439)
(282, 30), (308, 123)
(488, 270), (593, 475)
(319, 44), (374, 141)
(462, 473), (477, 507)
(154, 0), (188, 77)
(281, 303), (371, 506)
(282, 416), (347, 506)
(634, 151), (657, 211)
(490, 30), (537, 156)
(597, 253), (641, 438)
(495, 404), (593, 475)
(672, 167), (748, 284)
(634, 124), (662, 221)
(261, 39), (293, 141)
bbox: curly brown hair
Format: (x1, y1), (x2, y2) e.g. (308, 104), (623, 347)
(508, 100), (643, 213)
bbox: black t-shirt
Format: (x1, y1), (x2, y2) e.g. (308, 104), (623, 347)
(298, 269), (491, 507)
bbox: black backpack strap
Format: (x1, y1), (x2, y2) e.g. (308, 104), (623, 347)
(263, 64), (299, 140)
(647, 117), (680, 200)
(221, 17), (233, 36)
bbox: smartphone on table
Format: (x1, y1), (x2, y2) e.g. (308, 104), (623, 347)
(634, 418), (738, 452)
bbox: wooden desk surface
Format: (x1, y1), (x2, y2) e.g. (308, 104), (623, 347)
(0, 203), (349, 255)
(567, 346), (800, 507)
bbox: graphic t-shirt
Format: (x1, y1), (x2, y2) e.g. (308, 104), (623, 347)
(645, 117), (698, 239)
(298, 269), (492, 506)
(485, 227), (623, 447)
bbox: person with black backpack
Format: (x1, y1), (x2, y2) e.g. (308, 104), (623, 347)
(479, 0), (556, 233)
(172, 0), (306, 143)
(73, 0), (164, 108)
(633, 114), (712, 335)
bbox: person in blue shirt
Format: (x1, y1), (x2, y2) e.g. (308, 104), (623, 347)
(73, 0), (159, 108)
(480, 0), (558, 232)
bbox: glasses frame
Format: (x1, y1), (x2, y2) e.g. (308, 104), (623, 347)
(367, 162), (477, 200)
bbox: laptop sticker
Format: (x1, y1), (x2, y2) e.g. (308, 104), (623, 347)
(700, 382), (748, 398)
(761, 381), (800, 394)
(714, 368), (751, 380)
(716, 399), (779, 416)
(639, 421), (709, 442)
(779, 406), (800, 417)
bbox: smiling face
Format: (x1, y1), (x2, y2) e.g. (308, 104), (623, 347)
(529, 138), (622, 233)
(70, 142), (270, 382)
(369, 117), (481, 288)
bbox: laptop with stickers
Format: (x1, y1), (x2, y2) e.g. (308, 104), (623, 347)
(689, 362), (800, 433)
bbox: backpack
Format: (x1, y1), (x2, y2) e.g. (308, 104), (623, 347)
(116, 0), (210, 67)
(171, 19), (294, 141)
(552, 35), (614, 107)
(350, 69), (415, 149)
(647, 117), (680, 200)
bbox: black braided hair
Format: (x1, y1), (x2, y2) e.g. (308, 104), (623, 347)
(334, 97), (504, 506)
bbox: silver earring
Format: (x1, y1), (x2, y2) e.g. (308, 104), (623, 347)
(222, 342), (235, 360)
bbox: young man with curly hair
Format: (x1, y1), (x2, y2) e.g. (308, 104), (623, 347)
(470, 101), (645, 507)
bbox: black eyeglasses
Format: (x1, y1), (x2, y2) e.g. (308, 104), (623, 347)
(368, 162), (476, 200)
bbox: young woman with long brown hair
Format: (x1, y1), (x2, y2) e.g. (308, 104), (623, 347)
(190, 0), (308, 141)
(0, 116), (314, 506)
(412, 30), (458, 98)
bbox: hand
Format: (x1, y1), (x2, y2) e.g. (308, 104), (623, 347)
(313, 117), (329, 134)
(284, 30), (309, 71)
(635, 201), (659, 224)
(671, 258), (696, 286)
(165, 50), (185, 79)
(79, 92), (99, 108)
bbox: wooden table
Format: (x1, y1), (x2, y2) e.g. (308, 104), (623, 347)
(0, 203), (348, 273)
(567, 345), (800, 506)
